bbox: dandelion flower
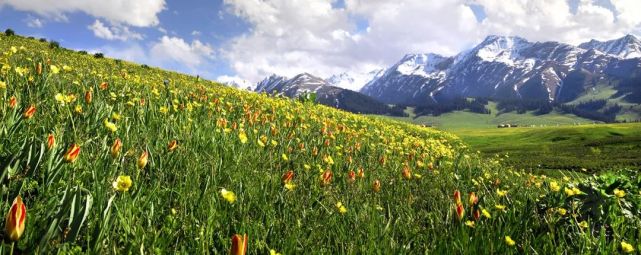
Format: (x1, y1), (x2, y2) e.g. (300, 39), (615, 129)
(465, 220), (475, 228)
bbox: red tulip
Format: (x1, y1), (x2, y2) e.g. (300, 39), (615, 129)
(64, 144), (81, 163)
(473, 209), (480, 221)
(321, 170), (333, 186)
(5, 195), (26, 241)
(453, 190), (462, 205)
(282, 170), (294, 184)
(8, 96), (17, 109)
(455, 203), (465, 221)
(230, 234), (248, 255)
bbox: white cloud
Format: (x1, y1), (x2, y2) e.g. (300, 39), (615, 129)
(25, 16), (43, 28)
(222, 0), (641, 83)
(150, 36), (215, 69)
(88, 20), (143, 41)
(191, 30), (201, 36)
(0, 0), (165, 27)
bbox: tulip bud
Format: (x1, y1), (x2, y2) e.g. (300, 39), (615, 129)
(372, 180), (381, 193)
(4, 195), (26, 241)
(167, 140), (178, 152)
(111, 138), (122, 158)
(99, 82), (108, 90)
(230, 234), (248, 255)
(281, 170), (294, 184)
(468, 192), (478, 206)
(8, 96), (17, 109)
(347, 170), (356, 183)
(23, 104), (36, 119)
(402, 166), (412, 180)
(453, 190), (462, 205)
(137, 151), (148, 169)
(357, 168), (365, 178)
(36, 63), (42, 75)
(84, 90), (93, 104)
(47, 134), (55, 150)
(64, 144), (81, 163)
(455, 203), (465, 220)
(320, 170), (333, 186)
(473, 209), (480, 221)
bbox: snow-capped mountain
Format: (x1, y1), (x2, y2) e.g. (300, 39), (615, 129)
(326, 69), (385, 91)
(579, 34), (641, 59)
(217, 76), (256, 91)
(362, 34), (641, 105)
(255, 73), (405, 116)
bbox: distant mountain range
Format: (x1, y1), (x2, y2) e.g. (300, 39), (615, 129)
(248, 34), (641, 120)
(255, 73), (405, 116)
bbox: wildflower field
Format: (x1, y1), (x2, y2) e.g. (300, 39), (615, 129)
(0, 33), (639, 254)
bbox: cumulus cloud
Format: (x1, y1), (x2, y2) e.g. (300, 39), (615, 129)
(222, 0), (641, 83)
(0, 0), (165, 27)
(88, 20), (143, 41)
(150, 36), (215, 70)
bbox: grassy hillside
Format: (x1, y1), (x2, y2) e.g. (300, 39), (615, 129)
(382, 102), (592, 130)
(452, 123), (641, 172)
(0, 33), (640, 254)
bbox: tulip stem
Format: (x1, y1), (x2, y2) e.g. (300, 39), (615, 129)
(9, 242), (14, 255)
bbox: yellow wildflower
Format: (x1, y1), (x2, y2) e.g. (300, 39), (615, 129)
(112, 176), (132, 192)
(613, 188), (625, 198)
(104, 119), (117, 132)
(335, 202), (347, 214)
(220, 188), (237, 204)
(482, 208), (491, 218)
(284, 182), (296, 191)
(238, 132), (248, 144)
(465, 220), (475, 228)
(549, 181), (560, 192)
(621, 241), (635, 253)
(505, 236), (516, 246)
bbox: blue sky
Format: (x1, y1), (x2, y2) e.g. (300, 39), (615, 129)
(1, 0), (640, 87)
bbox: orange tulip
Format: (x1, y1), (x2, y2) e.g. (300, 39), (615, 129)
(36, 63), (42, 75)
(402, 166), (412, 180)
(357, 167), (365, 178)
(99, 82), (108, 90)
(4, 195), (26, 241)
(8, 96), (17, 109)
(230, 234), (248, 255)
(379, 156), (386, 166)
(321, 170), (333, 186)
(282, 170), (294, 184)
(64, 144), (81, 163)
(84, 90), (93, 104)
(137, 150), (148, 169)
(46, 134), (55, 150)
(111, 138), (122, 158)
(372, 180), (381, 193)
(167, 140), (178, 152)
(23, 104), (36, 119)
(347, 170), (356, 183)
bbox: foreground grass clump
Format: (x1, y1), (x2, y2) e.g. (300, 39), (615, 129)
(0, 33), (639, 254)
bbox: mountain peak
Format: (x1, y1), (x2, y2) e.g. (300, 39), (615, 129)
(579, 34), (641, 59)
